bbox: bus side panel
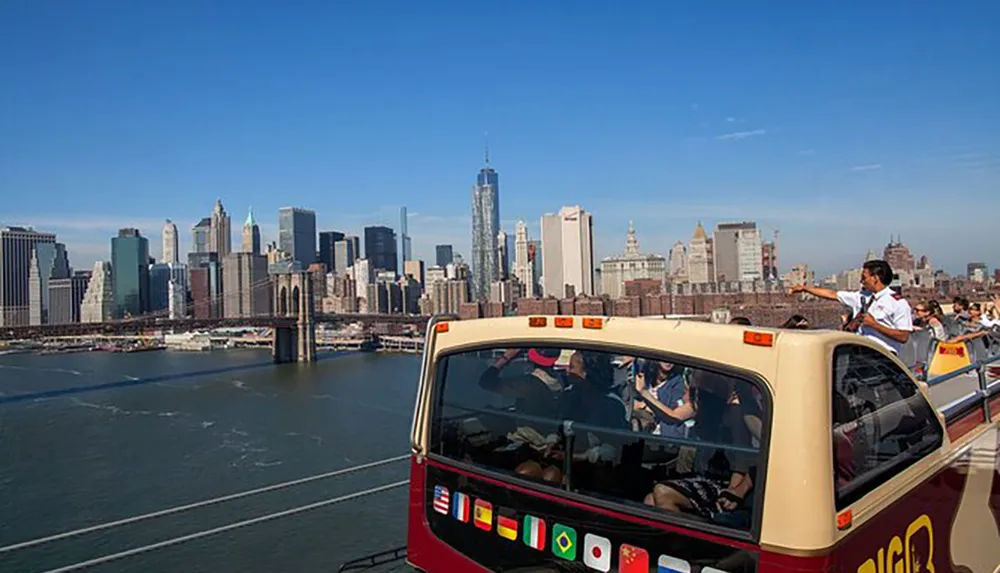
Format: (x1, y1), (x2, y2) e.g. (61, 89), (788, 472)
(419, 459), (761, 572)
(407, 458), (489, 573)
(757, 552), (834, 572)
(830, 426), (1000, 573)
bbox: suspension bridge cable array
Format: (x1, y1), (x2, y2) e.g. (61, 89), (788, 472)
(0, 454), (409, 555)
(40, 479), (411, 573)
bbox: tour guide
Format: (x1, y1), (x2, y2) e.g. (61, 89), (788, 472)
(789, 259), (913, 355)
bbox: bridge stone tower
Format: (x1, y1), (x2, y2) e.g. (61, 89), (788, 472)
(272, 272), (316, 363)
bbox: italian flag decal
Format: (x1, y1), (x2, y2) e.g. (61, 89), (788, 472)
(522, 515), (546, 551)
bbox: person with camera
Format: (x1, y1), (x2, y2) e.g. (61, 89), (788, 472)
(789, 259), (912, 355)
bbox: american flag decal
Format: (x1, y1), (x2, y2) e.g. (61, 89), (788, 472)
(432, 485), (450, 515)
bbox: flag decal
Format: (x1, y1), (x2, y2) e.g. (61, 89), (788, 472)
(432, 486), (449, 515)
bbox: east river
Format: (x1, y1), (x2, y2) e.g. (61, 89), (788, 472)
(0, 349), (418, 573)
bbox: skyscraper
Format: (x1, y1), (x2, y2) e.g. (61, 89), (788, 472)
(364, 226), (398, 273)
(148, 264), (173, 312)
(29, 242), (70, 325)
(80, 261), (114, 323)
(669, 241), (688, 282)
(242, 208), (261, 255)
(278, 207), (317, 265)
(48, 270), (91, 324)
(712, 221), (762, 283)
(399, 207), (412, 268)
(192, 218), (211, 254)
(333, 237), (358, 275)
(435, 245), (454, 267)
(540, 206), (594, 298)
(318, 230), (345, 272)
(209, 200), (232, 257)
(223, 252), (270, 317)
(1, 226), (56, 326)
(883, 236), (915, 274)
(496, 230), (510, 280)
(162, 219), (179, 264)
(111, 228), (150, 318)
(687, 222), (713, 285)
(471, 145), (500, 300)
(513, 220), (535, 298)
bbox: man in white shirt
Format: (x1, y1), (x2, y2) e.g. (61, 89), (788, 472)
(790, 259), (913, 355)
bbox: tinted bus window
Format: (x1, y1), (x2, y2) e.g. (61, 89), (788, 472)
(832, 345), (943, 509)
(429, 346), (768, 532)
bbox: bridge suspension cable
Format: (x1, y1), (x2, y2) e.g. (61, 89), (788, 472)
(40, 479), (411, 573)
(0, 454), (409, 555)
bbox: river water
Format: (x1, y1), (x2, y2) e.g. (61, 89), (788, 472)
(0, 350), (419, 573)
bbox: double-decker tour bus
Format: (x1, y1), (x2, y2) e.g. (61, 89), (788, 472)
(406, 315), (1000, 572)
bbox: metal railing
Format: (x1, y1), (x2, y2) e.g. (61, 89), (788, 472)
(928, 352), (1000, 425)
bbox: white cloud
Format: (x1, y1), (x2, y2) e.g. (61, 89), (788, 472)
(798, 149), (816, 155)
(725, 117), (736, 123)
(715, 129), (767, 141)
(850, 163), (883, 172)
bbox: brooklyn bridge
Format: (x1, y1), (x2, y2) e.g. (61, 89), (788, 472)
(1, 271), (431, 363)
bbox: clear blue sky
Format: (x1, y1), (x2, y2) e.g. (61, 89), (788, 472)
(2, 0), (998, 277)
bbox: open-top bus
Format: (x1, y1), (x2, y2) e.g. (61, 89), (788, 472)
(407, 315), (1000, 572)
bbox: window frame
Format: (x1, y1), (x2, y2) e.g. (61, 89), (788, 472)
(426, 340), (774, 542)
(830, 343), (945, 510)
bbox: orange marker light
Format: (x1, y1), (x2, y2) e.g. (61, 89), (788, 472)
(554, 317), (574, 328)
(743, 330), (774, 347)
(528, 316), (547, 328)
(581, 317), (604, 330)
(836, 509), (853, 530)
(434, 322), (450, 333)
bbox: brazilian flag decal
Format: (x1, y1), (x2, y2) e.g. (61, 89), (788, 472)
(551, 523), (577, 560)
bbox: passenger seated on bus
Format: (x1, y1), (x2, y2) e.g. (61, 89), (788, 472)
(914, 301), (947, 341)
(478, 347), (564, 418)
(643, 371), (754, 519)
(561, 351), (627, 429)
(780, 315), (810, 329)
(632, 360), (688, 438)
(514, 351), (625, 485)
(948, 304), (992, 344)
(832, 391), (857, 487)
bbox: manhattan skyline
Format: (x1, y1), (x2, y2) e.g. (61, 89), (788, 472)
(2, 1), (998, 276)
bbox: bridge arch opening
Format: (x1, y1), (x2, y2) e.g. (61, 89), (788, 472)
(279, 286), (288, 315)
(291, 286), (300, 314)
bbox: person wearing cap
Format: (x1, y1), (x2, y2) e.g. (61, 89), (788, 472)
(479, 347), (565, 419)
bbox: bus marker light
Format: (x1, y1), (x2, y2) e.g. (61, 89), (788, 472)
(582, 317), (604, 329)
(743, 331), (774, 347)
(528, 317), (547, 328)
(554, 317), (574, 328)
(837, 509), (853, 530)
(435, 322), (450, 333)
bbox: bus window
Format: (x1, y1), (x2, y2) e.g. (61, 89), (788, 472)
(429, 345), (768, 533)
(831, 345), (943, 509)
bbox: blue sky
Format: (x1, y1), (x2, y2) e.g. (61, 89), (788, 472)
(1, 0), (998, 277)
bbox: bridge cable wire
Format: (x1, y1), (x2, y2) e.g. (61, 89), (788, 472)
(40, 479), (410, 573)
(0, 454), (409, 555)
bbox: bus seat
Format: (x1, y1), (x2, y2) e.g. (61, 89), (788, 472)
(901, 329), (933, 369)
(927, 340), (973, 378)
(942, 315), (963, 338)
(969, 337), (989, 363)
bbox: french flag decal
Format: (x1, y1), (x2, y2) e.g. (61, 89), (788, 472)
(452, 492), (470, 522)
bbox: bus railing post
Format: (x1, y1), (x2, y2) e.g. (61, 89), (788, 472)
(979, 362), (991, 423)
(561, 420), (574, 492)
